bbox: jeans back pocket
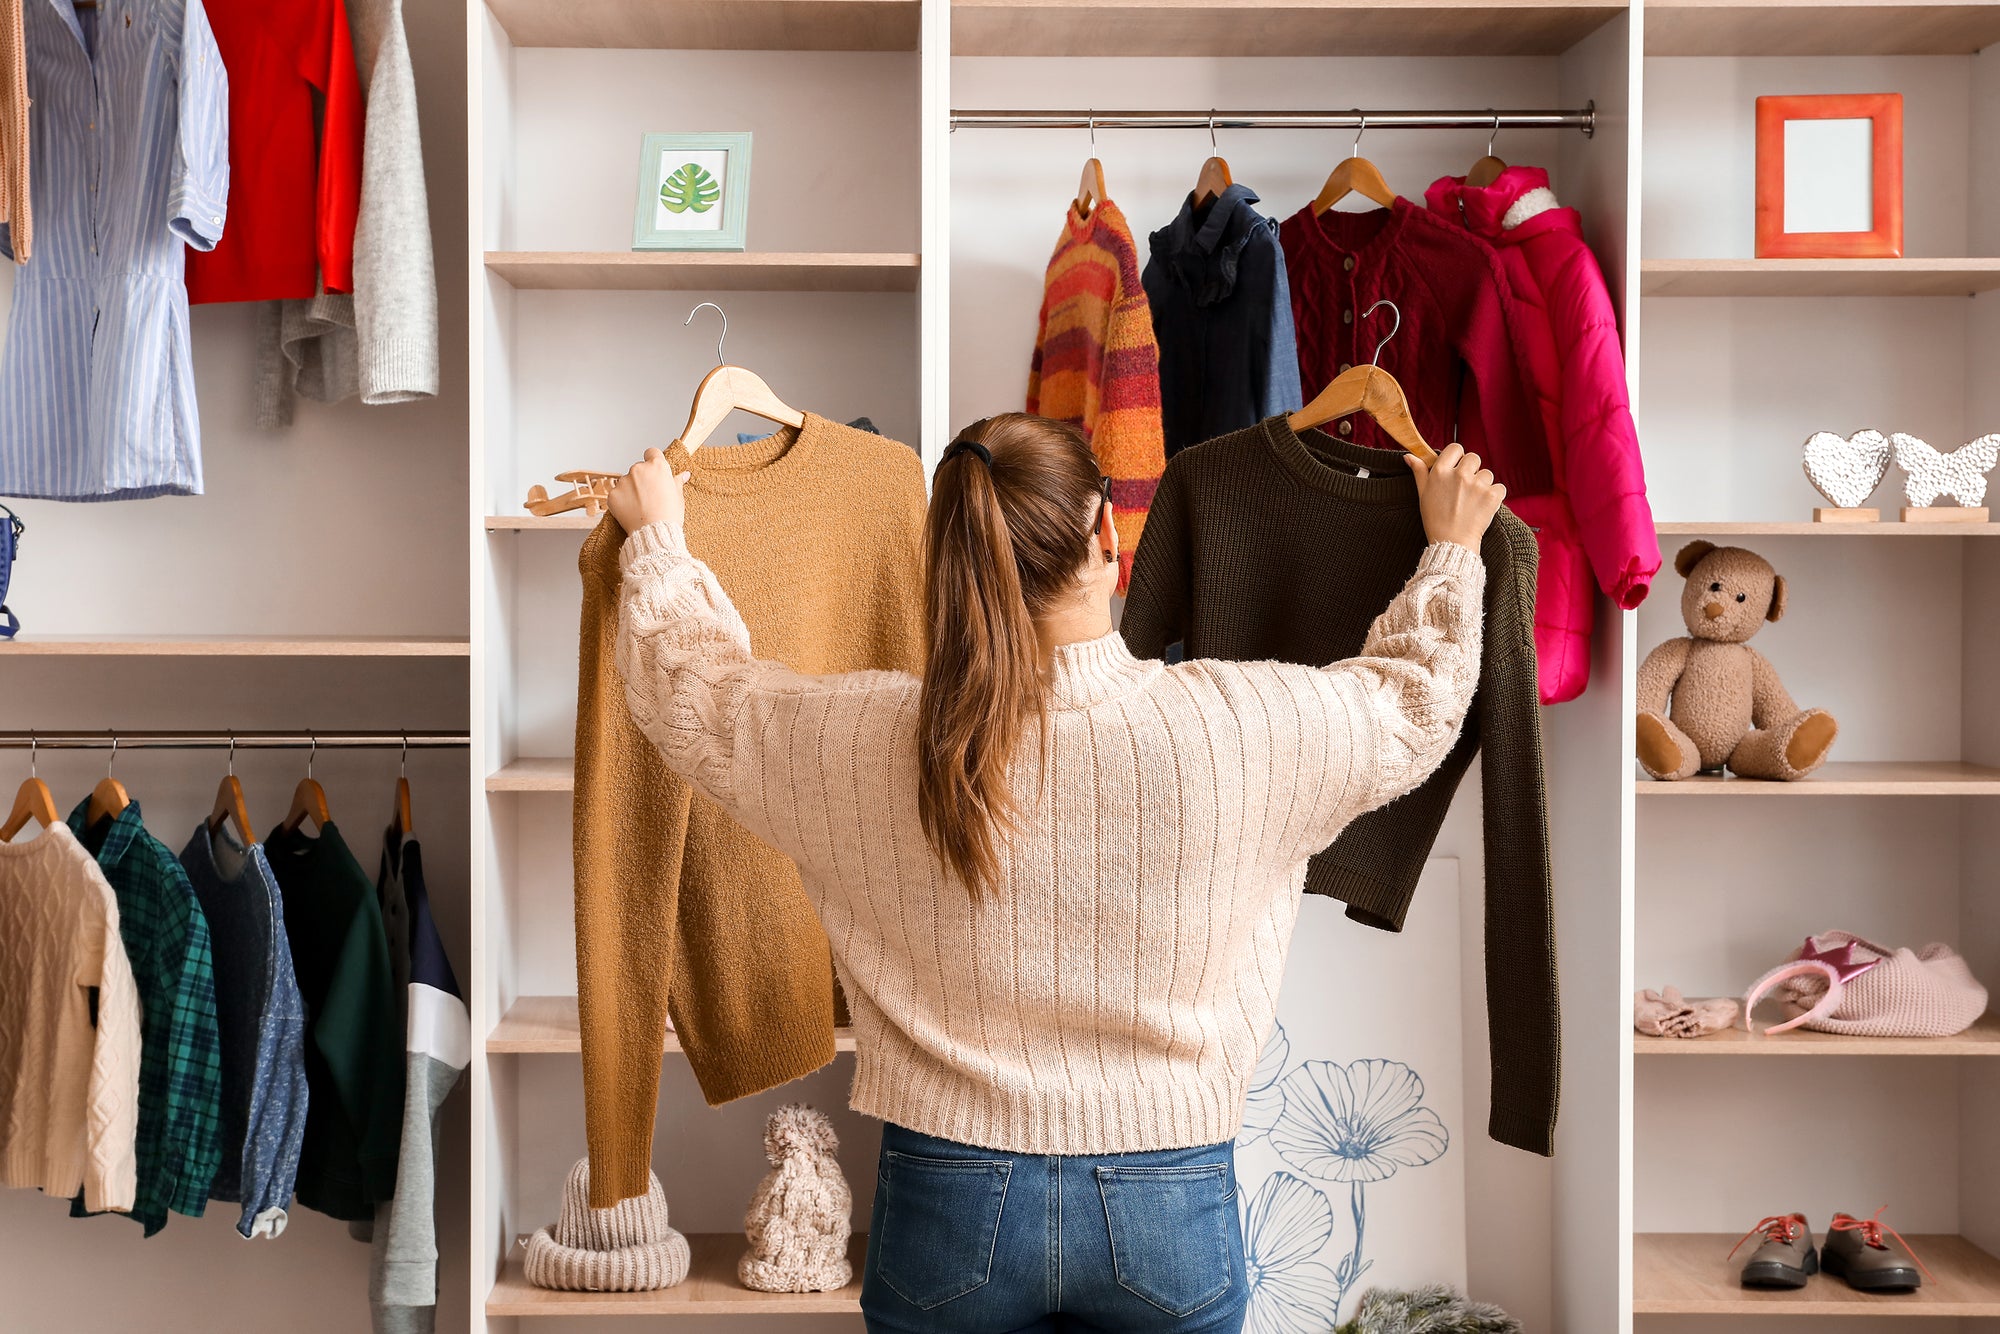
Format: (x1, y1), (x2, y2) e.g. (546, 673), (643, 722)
(876, 1149), (1013, 1311)
(1095, 1161), (1236, 1318)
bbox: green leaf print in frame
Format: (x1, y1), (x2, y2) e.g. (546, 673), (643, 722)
(633, 132), (752, 252)
(660, 162), (721, 214)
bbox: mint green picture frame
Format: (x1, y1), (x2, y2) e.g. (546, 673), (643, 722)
(632, 132), (752, 252)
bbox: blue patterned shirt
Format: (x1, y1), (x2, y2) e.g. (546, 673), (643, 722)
(180, 823), (311, 1239)
(0, 0), (227, 500)
(69, 799), (225, 1234)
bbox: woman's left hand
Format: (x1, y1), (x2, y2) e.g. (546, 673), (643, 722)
(607, 447), (691, 536)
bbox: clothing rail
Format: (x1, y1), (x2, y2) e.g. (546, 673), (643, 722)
(949, 105), (1596, 137)
(0, 731), (469, 750)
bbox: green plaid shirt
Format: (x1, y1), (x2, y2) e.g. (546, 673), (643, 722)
(70, 799), (224, 1234)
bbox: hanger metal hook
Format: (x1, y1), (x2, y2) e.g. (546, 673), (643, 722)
(227, 730), (236, 778)
(1088, 110), (1096, 149)
(1488, 110), (1501, 158)
(1364, 299), (1402, 367)
(106, 730), (117, 778)
(1208, 110), (1218, 152)
(685, 302), (727, 367)
(27, 730), (36, 779)
(400, 729), (409, 779)
(1352, 111), (1366, 160)
(307, 730), (317, 782)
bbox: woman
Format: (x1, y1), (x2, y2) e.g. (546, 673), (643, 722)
(606, 413), (1503, 1334)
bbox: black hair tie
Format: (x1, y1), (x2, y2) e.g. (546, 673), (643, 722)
(939, 437), (993, 468)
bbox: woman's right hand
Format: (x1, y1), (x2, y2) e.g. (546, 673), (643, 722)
(1405, 443), (1506, 550)
(607, 447), (692, 538)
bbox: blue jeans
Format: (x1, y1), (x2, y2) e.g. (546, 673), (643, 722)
(860, 1124), (1248, 1334)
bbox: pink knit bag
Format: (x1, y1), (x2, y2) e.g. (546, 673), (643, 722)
(1743, 931), (1989, 1038)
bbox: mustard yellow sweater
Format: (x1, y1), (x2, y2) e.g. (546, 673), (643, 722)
(573, 415), (925, 1206)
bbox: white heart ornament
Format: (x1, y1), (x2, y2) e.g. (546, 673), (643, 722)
(1892, 432), (2000, 508)
(1801, 429), (1890, 509)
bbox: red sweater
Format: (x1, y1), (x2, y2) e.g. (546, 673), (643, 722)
(186, 0), (362, 304)
(1280, 198), (1548, 495)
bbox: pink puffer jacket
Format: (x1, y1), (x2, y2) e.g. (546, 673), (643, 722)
(1427, 166), (1659, 703)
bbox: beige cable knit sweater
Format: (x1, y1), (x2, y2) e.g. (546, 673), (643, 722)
(0, 823), (143, 1210)
(616, 523), (1486, 1153)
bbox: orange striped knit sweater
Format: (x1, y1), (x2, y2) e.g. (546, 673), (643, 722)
(1027, 199), (1165, 591)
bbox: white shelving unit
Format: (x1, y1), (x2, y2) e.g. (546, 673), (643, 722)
(460, 2), (2000, 1331)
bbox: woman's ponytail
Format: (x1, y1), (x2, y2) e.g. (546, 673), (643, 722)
(917, 415), (1105, 898)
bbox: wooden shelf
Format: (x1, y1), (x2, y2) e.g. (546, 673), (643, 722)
(952, 0), (1626, 56)
(484, 0), (919, 51)
(0, 636), (469, 657)
(1657, 521), (2000, 537)
(484, 252), (920, 293)
(488, 1232), (867, 1316)
(1637, 761), (2000, 797)
(486, 758), (575, 792)
(1636, 1013), (2000, 1057)
(1646, 0), (2000, 55)
(1635, 1232), (2000, 1316)
(1642, 258), (2000, 299)
(486, 513), (597, 531)
(488, 996), (859, 1055)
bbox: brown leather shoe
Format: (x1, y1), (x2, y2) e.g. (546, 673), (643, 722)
(1731, 1214), (1816, 1288)
(1822, 1211), (1931, 1292)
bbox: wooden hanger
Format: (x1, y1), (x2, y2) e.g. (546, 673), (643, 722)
(1466, 112), (1507, 189)
(85, 734), (130, 827)
(1, 737), (59, 842)
(1193, 111), (1232, 207)
(391, 733), (414, 838)
(206, 734), (256, 850)
(1074, 112), (1108, 219)
(1313, 113), (1396, 215)
(1288, 299), (1437, 463)
(281, 735), (331, 835)
(672, 303), (803, 456)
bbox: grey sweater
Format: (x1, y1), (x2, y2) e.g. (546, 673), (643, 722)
(361, 831), (467, 1334)
(256, 0), (437, 424)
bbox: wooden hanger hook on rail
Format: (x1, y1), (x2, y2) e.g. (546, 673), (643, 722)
(1312, 111), (1396, 215)
(86, 731), (131, 826)
(1075, 111), (1108, 219)
(282, 731), (332, 835)
(1193, 110), (1233, 207)
(1467, 110), (1508, 189)
(207, 730), (256, 850)
(3, 733), (60, 842)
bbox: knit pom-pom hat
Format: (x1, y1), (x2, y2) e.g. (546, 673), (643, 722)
(739, 1104), (853, 1293)
(1743, 932), (1989, 1038)
(525, 1159), (690, 1292)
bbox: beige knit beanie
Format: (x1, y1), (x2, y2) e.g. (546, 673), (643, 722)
(739, 1104), (853, 1293)
(525, 1159), (690, 1292)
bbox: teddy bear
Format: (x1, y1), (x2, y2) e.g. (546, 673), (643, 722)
(1635, 541), (1838, 782)
(738, 1104), (853, 1293)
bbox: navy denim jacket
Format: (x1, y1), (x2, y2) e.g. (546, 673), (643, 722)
(1142, 184), (1302, 458)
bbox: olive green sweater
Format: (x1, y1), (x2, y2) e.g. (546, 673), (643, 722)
(1121, 416), (1559, 1156)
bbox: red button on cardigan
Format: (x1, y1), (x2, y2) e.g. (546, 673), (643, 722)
(185, 0), (363, 304)
(1280, 197), (1550, 496)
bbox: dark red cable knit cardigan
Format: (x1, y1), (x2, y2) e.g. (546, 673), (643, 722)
(1280, 197), (1551, 496)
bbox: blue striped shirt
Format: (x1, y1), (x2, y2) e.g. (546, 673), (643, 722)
(0, 0), (227, 501)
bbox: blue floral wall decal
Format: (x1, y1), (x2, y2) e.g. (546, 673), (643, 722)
(1243, 1172), (1344, 1334)
(1238, 1024), (1451, 1328)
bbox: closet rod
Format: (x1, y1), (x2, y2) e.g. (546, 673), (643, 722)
(950, 105), (1595, 137)
(0, 731), (469, 750)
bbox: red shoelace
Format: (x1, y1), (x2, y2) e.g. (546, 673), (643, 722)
(1829, 1208), (1936, 1282)
(1729, 1214), (1806, 1258)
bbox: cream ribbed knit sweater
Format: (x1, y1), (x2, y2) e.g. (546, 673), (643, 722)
(616, 522), (1486, 1154)
(0, 823), (142, 1210)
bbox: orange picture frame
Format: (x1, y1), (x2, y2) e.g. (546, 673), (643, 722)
(1755, 93), (1902, 259)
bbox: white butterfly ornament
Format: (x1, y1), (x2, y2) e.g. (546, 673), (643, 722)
(1892, 432), (2000, 508)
